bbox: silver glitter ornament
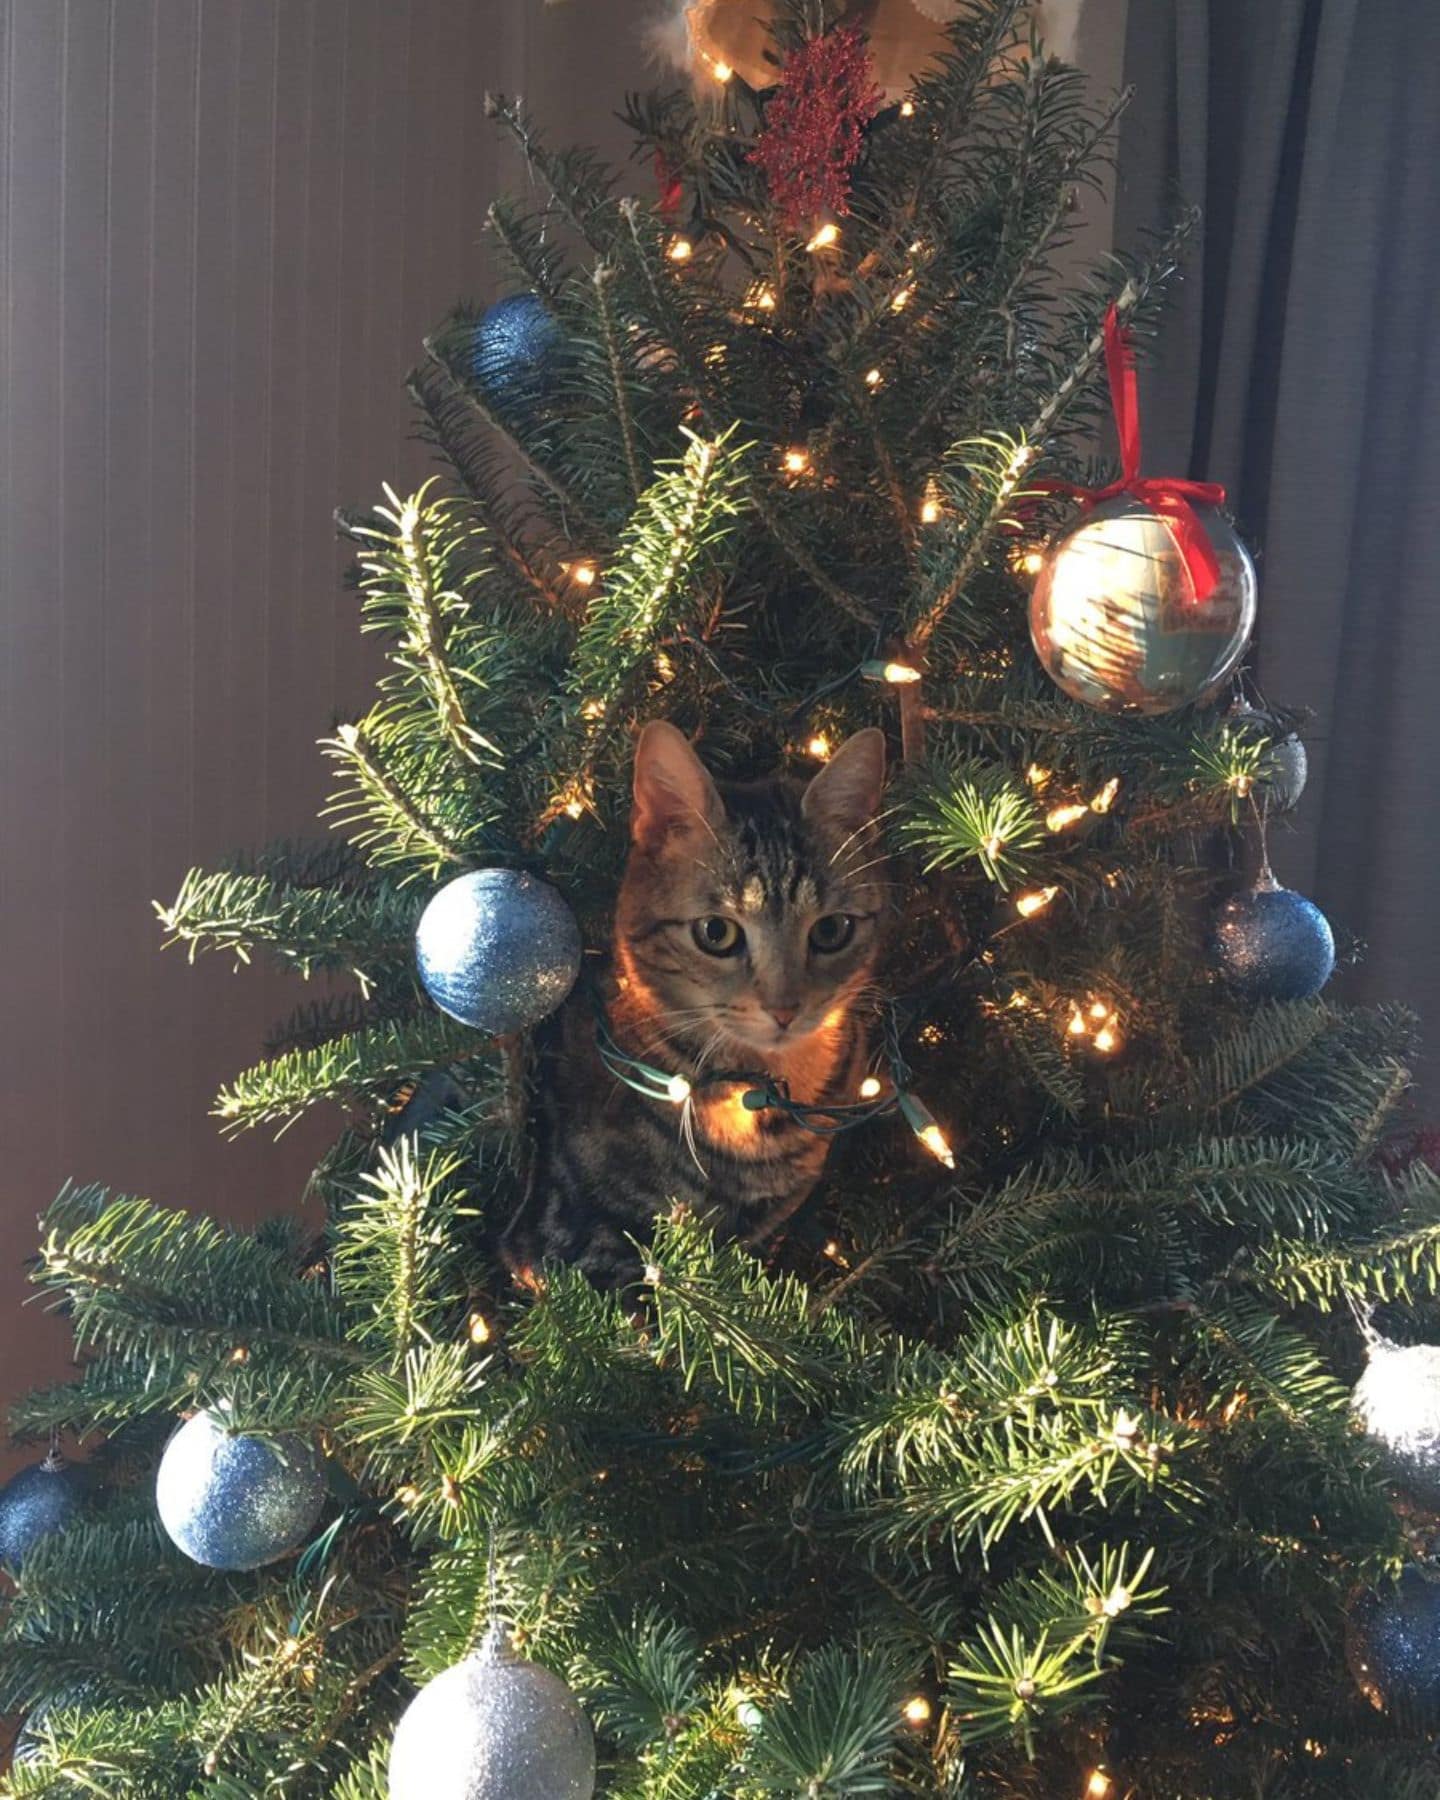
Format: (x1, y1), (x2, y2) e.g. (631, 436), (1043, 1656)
(415, 870), (583, 1034)
(1029, 496), (1257, 714)
(1230, 704), (1308, 813)
(1347, 1567), (1440, 1726)
(1211, 874), (1335, 1002)
(1352, 1335), (1440, 1501)
(155, 1409), (326, 1571)
(0, 1456), (84, 1571)
(388, 1622), (596, 1800)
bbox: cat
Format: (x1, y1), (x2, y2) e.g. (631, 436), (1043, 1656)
(504, 720), (889, 1286)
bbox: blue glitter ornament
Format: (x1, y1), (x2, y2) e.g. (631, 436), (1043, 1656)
(1347, 1568), (1440, 1726)
(1211, 876), (1335, 1002)
(468, 294), (563, 407)
(155, 1409), (326, 1571)
(389, 1621), (596, 1800)
(0, 1457), (84, 1571)
(415, 870), (582, 1035)
(14, 1686), (95, 1765)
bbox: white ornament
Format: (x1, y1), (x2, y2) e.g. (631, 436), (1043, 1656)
(1352, 1336), (1440, 1502)
(389, 1623), (596, 1800)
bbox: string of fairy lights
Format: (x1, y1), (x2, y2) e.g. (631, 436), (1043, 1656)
(592, 987), (957, 1169)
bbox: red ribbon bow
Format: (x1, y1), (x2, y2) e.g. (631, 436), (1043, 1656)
(1041, 304), (1228, 602)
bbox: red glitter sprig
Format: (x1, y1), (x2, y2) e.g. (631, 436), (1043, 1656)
(749, 25), (883, 232)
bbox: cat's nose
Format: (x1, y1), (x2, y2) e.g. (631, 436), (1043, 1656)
(766, 1005), (798, 1030)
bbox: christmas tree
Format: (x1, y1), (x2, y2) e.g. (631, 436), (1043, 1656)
(3, 4), (1437, 1794)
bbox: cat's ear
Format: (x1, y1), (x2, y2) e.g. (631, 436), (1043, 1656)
(802, 728), (886, 838)
(631, 721), (724, 849)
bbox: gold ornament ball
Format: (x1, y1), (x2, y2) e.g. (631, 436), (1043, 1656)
(1028, 496), (1257, 715)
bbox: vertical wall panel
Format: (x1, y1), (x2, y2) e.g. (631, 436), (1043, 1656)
(0, 0), (561, 1468)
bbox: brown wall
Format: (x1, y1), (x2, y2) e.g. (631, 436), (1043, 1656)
(0, 0), (1126, 1472)
(0, 0), (645, 1473)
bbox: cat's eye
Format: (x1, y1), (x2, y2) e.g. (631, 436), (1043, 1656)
(808, 913), (855, 954)
(692, 916), (745, 957)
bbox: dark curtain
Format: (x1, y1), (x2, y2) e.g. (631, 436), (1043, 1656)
(1115, 0), (1440, 1109)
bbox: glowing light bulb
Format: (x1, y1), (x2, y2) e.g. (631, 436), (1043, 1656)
(1089, 999), (1110, 1021)
(1093, 1024), (1119, 1054)
(920, 479), (942, 524)
(859, 1075), (883, 1099)
(806, 221), (841, 252)
(1026, 764), (1052, 787)
(1067, 1006), (1088, 1038)
(823, 1240), (842, 1259)
(1046, 802), (1089, 832)
(1014, 545), (1047, 576)
(567, 559), (598, 588)
(899, 98), (916, 117)
(467, 1312), (492, 1346)
(746, 282), (777, 311)
(668, 236), (694, 263)
(807, 733), (832, 760)
(899, 1093), (955, 1169)
(864, 366), (883, 388)
(902, 1695), (932, 1726)
(919, 1124), (955, 1168)
(1086, 1773), (1114, 1800)
(1015, 886), (1058, 919)
(1090, 776), (1121, 814)
(712, 59), (734, 82)
(229, 1345), (250, 1365)
(581, 697), (605, 721)
(782, 447), (811, 476)
(666, 1073), (692, 1104)
(890, 283), (916, 312)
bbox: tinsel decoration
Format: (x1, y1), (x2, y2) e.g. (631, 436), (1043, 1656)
(1351, 1333), (1440, 1502)
(748, 25), (882, 230)
(155, 1409), (327, 1571)
(0, 1455), (84, 1572)
(388, 1621), (596, 1800)
(1347, 1567), (1440, 1727)
(415, 869), (583, 1035)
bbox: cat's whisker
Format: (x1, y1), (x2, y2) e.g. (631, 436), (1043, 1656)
(833, 851), (894, 882)
(827, 800), (903, 868)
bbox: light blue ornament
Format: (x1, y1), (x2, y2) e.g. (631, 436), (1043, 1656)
(0, 1457), (84, 1571)
(415, 870), (582, 1034)
(389, 1622), (596, 1800)
(156, 1409), (326, 1571)
(1211, 875), (1335, 1002)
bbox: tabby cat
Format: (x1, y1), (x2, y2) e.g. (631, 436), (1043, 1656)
(505, 720), (889, 1285)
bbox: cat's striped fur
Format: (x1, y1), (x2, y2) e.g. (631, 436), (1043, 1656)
(504, 723), (889, 1286)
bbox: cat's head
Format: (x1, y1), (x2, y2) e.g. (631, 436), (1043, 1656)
(615, 722), (889, 1061)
